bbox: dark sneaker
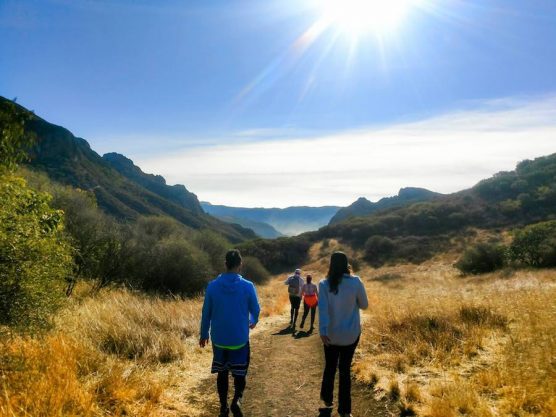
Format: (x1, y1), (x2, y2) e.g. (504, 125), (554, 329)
(230, 399), (243, 417)
(318, 407), (333, 417)
(218, 407), (229, 417)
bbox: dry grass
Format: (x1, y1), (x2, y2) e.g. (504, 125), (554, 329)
(65, 291), (201, 363)
(2, 241), (554, 417)
(348, 255), (556, 417)
(0, 276), (287, 417)
(0, 288), (201, 416)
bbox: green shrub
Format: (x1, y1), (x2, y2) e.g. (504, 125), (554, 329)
(0, 174), (74, 331)
(0, 99), (35, 172)
(143, 237), (212, 295)
(53, 185), (124, 288)
(364, 235), (447, 267)
(241, 256), (270, 284)
(23, 170), (127, 289)
(239, 236), (311, 273)
(364, 235), (395, 266)
(121, 217), (211, 295)
(193, 230), (229, 274)
(509, 221), (556, 267)
(455, 242), (506, 275)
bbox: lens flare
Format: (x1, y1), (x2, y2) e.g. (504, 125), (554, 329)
(320, 0), (415, 36)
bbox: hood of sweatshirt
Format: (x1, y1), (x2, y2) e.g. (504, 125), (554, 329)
(216, 273), (242, 294)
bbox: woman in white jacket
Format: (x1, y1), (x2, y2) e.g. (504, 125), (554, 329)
(318, 252), (369, 417)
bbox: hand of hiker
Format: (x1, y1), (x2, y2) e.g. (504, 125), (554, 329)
(199, 338), (209, 348)
(249, 322), (257, 329)
(320, 335), (331, 346)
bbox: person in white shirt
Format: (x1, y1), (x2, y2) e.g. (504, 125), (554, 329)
(300, 274), (318, 332)
(284, 268), (304, 330)
(318, 252), (369, 417)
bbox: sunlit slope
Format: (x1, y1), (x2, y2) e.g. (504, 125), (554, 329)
(240, 153), (556, 272)
(320, 153), (556, 242)
(0, 96), (255, 243)
(329, 187), (442, 225)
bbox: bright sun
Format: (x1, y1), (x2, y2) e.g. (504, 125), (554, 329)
(319, 0), (416, 36)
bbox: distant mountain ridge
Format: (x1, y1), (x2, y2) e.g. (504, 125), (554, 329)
(318, 153), (556, 242)
(329, 187), (442, 225)
(215, 215), (284, 239)
(201, 202), (341, 236)
(1, 96), (255, 242)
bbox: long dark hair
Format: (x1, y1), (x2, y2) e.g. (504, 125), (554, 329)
(327, 251), (350, 294)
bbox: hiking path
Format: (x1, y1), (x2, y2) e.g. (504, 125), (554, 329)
(196, 313), (391, 417)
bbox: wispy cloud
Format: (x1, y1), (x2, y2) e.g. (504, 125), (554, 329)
(137, 95), (556, 207)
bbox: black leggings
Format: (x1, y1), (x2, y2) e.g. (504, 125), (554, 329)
(320, 337), (359, 415)
(289, 295), (301, 325)
(217, 371), (246, 409)
(300, 302), (316, 328)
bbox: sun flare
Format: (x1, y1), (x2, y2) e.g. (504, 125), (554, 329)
(319, 0), (417, 36)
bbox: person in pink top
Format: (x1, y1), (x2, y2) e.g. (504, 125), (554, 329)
(300, 274), (319, 332)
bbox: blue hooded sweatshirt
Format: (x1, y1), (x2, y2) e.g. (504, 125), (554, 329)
(200, 272), (261, 348)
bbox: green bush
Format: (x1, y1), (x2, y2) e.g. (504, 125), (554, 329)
(364, 235), (448, 267)
(241, 256), (270, 284)
(455, 242), (506, 275)
(143, 237), (213, 295)
(193, 230), (229, 274)
(364, 235), (395, 266)
(0, 100), (35, 172)
(53, 185), (124, 288)
(239, 236), (311, 273)
(23, 170), (126, 289)
(0, 174), (74, 331)
(509, 221), (556, 267)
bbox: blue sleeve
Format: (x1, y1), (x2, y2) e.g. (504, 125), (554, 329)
(200, 285), (212, 340)
(318, 281), (329, 336)
(248, 283), (261, 325)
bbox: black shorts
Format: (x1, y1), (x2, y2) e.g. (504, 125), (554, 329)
(289, 295), (301, 309)
(211, 343), (250, 377)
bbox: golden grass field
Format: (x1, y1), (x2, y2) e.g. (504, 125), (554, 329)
(311, 239), (556, 417)
(1, 237), (555, 417)
(0, 276), (289, 417)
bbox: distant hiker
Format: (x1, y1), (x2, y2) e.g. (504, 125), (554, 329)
(200, 249), (261, 417)
(299, 274), (318, 332)
(318, 252), (369, 417)
(284, 268), (304, 330)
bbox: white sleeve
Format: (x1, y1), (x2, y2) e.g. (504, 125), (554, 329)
(357, 277), (369, 310)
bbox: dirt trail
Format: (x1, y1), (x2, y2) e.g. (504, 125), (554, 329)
(197, 313), (391, 417)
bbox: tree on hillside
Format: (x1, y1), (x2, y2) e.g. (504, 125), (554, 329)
(0, 100), (35, 172)
(0, 100), (74, 332)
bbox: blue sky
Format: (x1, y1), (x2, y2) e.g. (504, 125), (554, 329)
(1, 0), (556, 206)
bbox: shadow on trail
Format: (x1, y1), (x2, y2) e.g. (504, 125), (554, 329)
(271, 326), (295, 336)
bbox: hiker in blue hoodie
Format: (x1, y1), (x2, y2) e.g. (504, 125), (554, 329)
(200, 249), (261, 417)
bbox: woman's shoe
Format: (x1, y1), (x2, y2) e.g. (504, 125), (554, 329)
(318, 407), (333, 417)
(230, 399), (243, 417)
(218, 407), (229, 417)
